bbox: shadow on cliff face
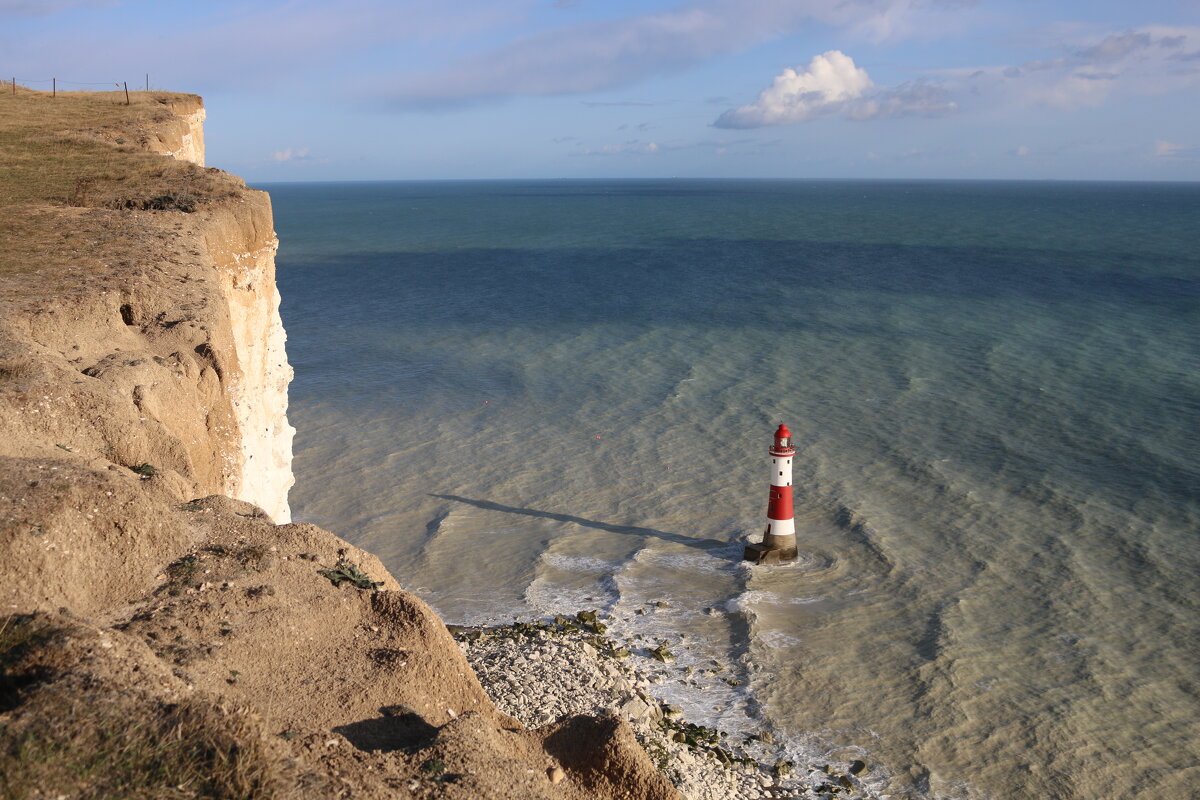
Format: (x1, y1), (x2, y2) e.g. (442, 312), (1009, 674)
(429, 494), (727, 552)
(333, 706), (438, 752)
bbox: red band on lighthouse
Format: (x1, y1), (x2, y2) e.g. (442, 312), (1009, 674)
(767, 486), (793, 521)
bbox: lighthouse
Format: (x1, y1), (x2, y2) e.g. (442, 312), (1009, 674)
(743, 423), (798, 564)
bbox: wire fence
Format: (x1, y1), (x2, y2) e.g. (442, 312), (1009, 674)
(7, 75), (155, 102)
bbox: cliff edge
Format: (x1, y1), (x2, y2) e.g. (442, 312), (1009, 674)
(0, 88), (677, 800)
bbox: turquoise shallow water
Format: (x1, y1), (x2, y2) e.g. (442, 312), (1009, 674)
(266, 179), (1200, 799)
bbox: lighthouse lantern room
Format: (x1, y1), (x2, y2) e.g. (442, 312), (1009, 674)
(743, 423), (799, 565)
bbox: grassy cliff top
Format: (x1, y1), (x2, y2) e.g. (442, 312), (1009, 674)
(0, 87), (240, 284)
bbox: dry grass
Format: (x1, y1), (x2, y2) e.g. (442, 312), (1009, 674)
(0, 85), (239, 283)
(0, 686), (288, 800)
(0, 614), (292, 800)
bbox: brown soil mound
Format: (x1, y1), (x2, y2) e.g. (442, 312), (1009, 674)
(2, 498), (678, 799)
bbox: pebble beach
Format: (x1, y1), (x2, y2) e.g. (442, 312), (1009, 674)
(456, 611), (883, 800)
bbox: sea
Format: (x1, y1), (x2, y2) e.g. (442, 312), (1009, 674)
(262, 179), (1200, 800)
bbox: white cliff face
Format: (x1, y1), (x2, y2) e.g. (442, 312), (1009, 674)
(155, 98), (295, 523)
(174, 106), (206, 166)
(217, 231), (296, 523)
(147, 102), (206, 166)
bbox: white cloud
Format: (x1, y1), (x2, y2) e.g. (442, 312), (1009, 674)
(846, 78), (957, 120)
(571, 140), (661, 156)
(1013, 145), (1030, 157)
(866, 144), (968, 163)
(581, 100), (663, 108)
(568, 135), (763, 156)
(715, 51), (955, 128)
(271, 148), (312, 163)
(716, 51), (872, 128)
(1079, 30), (1154, 62)
(1152, 140), (1198, 159)
(1153, 140), (1180, 157)
(953, 26), (1200, 111)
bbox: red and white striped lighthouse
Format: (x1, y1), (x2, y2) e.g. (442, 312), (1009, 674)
(743, 423), (799, 564)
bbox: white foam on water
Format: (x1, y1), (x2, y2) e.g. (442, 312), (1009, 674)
(728, 590), (824, 615)
(631, 547), (742, 576)
(523, 571), (620, 616)
(758, 629), (804, 649)
(427, 595), (531, 628)
(540, 552), (621, 574)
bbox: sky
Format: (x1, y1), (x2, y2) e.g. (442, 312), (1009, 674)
(3, 0), (1199, 181)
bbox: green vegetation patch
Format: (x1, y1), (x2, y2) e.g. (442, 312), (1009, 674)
(419, 757), (461, 784)
(162, 554), (201, 596)
(317, 559), (383, 591)
(203, 544), (270, 570)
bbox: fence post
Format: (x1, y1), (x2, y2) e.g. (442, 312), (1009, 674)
(145, 73), (149, 92)
(52, 77), (56, 98)
(124, 81), (129, 105)
(11, 78), (14, 96)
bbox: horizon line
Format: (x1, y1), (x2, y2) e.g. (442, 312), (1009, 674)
(247, 176), (1200, 186)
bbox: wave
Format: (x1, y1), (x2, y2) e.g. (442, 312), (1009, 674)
(540, 552), (622, 574)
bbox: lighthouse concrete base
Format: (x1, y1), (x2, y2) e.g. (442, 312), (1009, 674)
(742, 542), (798, 565)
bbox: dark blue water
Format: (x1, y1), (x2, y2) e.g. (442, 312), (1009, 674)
(267, 179), (1200, 800)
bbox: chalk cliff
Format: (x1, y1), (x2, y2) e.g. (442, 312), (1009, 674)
(198, 191), (296, 523)
(145, 95), (206, 166)
(0, 95), (292, 526)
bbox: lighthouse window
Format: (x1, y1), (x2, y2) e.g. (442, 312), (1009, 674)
(779, 471), (783, 476)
